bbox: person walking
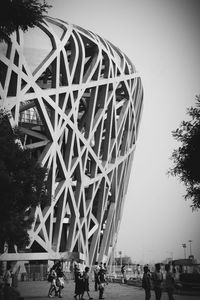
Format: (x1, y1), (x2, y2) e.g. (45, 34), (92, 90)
(165, 264), (175, 300)
(74, 267), (84, 300)
(3, 265), (12, 287)
(103, 263), (107, 274)
(97, 267), (106, 299)
(82, 267), (93, 300)
(142, 265), (151, 300)
(151, 263), (163, 300)
(121, 265), (126, 283)
(93, 262), (100, 291)
(3, 265), (13, 300)
(70, 259), (75, 280)
(73, 264), (79, 298)
(48, 265), (58, 298)
(56, 261), (65, 298)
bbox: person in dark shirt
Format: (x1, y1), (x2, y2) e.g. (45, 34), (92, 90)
(48, 265), (58, 298)
(82, 267), (93, 300)
(165, 264), (175, 300)
(151, 263), (163, 300)
(97, 267), (106, 299)
(74, 267), (84, 300)
(142, 265), (151, 300)
(121, 265), (125, 277)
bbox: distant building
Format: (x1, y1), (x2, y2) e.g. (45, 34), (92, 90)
(0, 17), (143, 269)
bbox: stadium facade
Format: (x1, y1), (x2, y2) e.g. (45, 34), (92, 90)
(0, 17), (143, 269)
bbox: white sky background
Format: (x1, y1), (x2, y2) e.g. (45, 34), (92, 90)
(46, 0), (200, 263)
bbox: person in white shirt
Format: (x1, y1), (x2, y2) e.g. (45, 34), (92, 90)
(93, 262), (100, 291)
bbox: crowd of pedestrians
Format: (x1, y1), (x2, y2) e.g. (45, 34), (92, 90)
(47, 260), (108, 299)
(47, 260), (177, 300)
(47, 260), (176, 300)
(142, 263), (175, 300)
(0, 260), (176, 300)
(74, 261), (107, 300)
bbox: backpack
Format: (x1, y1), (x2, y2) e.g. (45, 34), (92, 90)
(47, 268), (55, 282)
(47, 273), (53, 282)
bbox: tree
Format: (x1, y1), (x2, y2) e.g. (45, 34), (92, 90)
(0, 0), (51, 41)
(0, 112), (49, 253)
(168, 95), (200, 210)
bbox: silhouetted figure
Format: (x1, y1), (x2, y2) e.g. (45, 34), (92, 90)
(3, 265), (13, 300)
(56, 261), (65, 298)
(74, 267), (84, 300)
(121, 265), (125, 276)
(121, 265), (126, 282)
(48, 265), (58, 298)
(152, 263), (163, 300)
(142, 265), (151, 300)
(3, 265), (12, 287)
(165, 264), (175, 300)
(93, 262), (100, 291)
(82, 267), (93, 300)
(97, 267), (106, 299)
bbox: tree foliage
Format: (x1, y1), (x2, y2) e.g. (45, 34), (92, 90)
(0, 112), (49, 253)
(169, 95), (200, 210)
(0, 0), (51, 41)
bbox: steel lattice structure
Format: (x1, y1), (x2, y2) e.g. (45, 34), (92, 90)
(0, 17), (143, 267)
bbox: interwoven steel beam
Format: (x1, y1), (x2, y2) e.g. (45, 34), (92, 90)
(0, 17), (143, 267)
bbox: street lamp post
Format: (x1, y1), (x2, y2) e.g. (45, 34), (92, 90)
(119, 251), (122, 267)
(188, 240), (192, 256)
(182, 243), (187, 259)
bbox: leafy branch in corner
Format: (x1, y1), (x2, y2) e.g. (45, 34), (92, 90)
(0, 0), (51, 41)
(168, 95), (200, 210)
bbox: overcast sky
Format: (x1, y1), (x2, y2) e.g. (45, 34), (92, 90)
(46, 0), (200, 264)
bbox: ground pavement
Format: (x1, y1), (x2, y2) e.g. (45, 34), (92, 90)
(17, 280), (200, 300)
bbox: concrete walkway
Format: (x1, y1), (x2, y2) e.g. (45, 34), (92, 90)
(17, 280), (200, 300)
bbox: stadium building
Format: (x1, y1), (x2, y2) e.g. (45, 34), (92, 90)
(0, 17), (143, 271)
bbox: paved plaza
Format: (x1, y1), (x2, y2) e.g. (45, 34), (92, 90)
(17, 280), (200, 300)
